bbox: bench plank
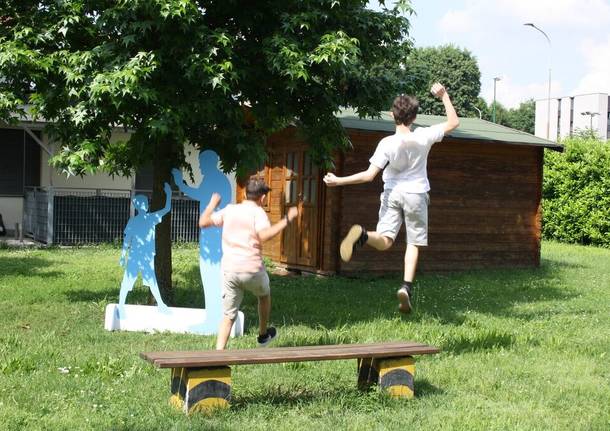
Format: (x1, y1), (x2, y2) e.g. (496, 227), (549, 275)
(141, 342), (440, 368)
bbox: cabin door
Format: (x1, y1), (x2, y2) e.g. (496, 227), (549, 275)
(281, 150), (320, 268)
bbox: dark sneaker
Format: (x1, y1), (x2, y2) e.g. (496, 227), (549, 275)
(340, 225), (367, 262)
(397, 286), (412, 314)
(257, 327), (277, 347)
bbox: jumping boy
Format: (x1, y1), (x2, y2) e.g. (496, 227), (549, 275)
(199, 178), (298, 349)
(323, 83), (459, 313)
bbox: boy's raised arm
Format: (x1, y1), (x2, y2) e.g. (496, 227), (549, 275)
(257, 206), (298, 242)
(199, 193), (222, 228)
(431, 82), (460, 134)
(323, 164), (381, 187)
(171, 168), (199, 199)
(119, 223), (132, 267)
(151, 183), (173, 221)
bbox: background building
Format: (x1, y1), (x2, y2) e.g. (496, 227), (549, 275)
(535, 93), (609, 141)
(0, 121), (237, 242)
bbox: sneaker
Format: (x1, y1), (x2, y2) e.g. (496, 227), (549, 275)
(340, 225), (367, 262)
(397, 286), (412, 314)
(257, 327), (277, 347)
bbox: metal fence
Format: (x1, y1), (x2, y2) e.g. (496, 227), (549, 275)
(23, 187), (200, 245)
(23, 187), (48, 243)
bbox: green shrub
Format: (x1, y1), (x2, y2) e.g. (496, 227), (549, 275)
(543, 136), (610, 247)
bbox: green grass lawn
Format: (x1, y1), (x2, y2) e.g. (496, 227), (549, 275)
(0, 242), (608, 430)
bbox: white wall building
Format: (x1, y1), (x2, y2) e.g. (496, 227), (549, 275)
(0, 121), (236, 239)
(535, 93), (610, 142)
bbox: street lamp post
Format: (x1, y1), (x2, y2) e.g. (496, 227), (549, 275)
(492, 77), (501, 123)
(473, 106), (482, 119)
(524, 23), (552, 140)
(581, 111), (599, 131)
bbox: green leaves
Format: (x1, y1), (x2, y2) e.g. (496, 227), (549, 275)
(543, 137), (610, 247)
(311, 31), (360, 65)
(88, 51), (158, 102)
(404, 45), (481, 117)
(0, 0), (412, 176)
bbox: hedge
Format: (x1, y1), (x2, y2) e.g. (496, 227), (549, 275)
(543, 136), (610, 247)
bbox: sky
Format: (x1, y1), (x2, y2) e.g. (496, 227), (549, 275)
(370, 0), (610, 108)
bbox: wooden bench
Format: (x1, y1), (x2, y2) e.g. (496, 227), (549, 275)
(141, 341), (440, 414)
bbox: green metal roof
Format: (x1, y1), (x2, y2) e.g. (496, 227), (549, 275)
(337, 110), (563, 151)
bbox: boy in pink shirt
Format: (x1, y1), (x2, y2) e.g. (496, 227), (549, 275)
(199, 178), (298, 349)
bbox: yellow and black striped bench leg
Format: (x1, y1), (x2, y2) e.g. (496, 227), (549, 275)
(170, 367), (187, 410)
(357, 357), (379, 390)
(169, 366), (232, 414)
(357, 356), (415, 399)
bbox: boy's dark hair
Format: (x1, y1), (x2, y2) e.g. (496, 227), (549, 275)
(246, 178), (271, 200)
(392, 95), (419, 126)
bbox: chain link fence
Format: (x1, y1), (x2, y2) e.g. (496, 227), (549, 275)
(23, 187), (200, 245)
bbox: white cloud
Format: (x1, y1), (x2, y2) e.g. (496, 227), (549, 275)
(438, 9), (474, 34)
(438, 0), (610, 34)
(572, 36), (610, 95)
(432, 0), (609, 105)
(482, 75), (562, 108)
(495, 0), (610, 28)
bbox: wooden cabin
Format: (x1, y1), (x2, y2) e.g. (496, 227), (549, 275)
(236, 112), (562, 274)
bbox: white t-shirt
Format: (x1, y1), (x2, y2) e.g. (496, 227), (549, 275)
(369, 124), (445, 193)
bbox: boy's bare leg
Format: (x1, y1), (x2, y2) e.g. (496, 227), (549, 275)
(397, 244), (419, 313)
(257, 295), (270, 336)
(365, 231), (394, 250)
(216, 316), (235, 350)
(340, 226), (393, 261)
(404, 244), (419, 282)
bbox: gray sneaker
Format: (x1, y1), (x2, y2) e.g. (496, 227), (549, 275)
(397, 287), (412, 313)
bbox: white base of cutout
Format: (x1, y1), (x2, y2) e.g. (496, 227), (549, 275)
(104, 304), (244, 337)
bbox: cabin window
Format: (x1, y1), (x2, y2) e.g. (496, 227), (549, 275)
(284, 151), (300, 205)
(302, 152), (318, 204)
(0, 129), (41, 196)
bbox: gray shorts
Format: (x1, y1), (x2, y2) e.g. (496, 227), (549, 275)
(376, 189), (429, 246)
(222, 269), (270, 320)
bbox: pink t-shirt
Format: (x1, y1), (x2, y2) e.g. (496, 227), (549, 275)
(210, 201), (271, 273)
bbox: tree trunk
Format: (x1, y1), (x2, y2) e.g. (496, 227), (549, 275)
(152, 142), (174, 305)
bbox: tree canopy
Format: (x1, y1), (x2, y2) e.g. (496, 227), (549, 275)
(482, 99), (535, 134)
(505, 99), (535, 135)
(0, 0), (414, 301)
(0, 0), (413, 177)
(404, 44), (481, 117)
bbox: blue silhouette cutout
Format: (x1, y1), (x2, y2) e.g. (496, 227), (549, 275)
(172, 150), (231, 333)
(118, 183), (172, 319)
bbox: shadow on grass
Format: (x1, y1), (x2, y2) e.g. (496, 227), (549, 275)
(0, 255), (63, 278)
(258, 257), (575, 331)
(442, 329), (516, 353)
(273, 329), (358, 348)
(64, 263), (204, 305)
(64, 287), (118, 303)
(414, 378), (444, 398)
(65, 265), (204, 308)
(64, 285), (152, 304)
(60, 255), (574, 340)
(173, 263), (205, 306)
(231, 385), (333, 410)
(230, 378), (442, 410)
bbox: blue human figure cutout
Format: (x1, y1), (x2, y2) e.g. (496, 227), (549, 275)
(172, 150), (231, 332)
(118, 183), (172, 319)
